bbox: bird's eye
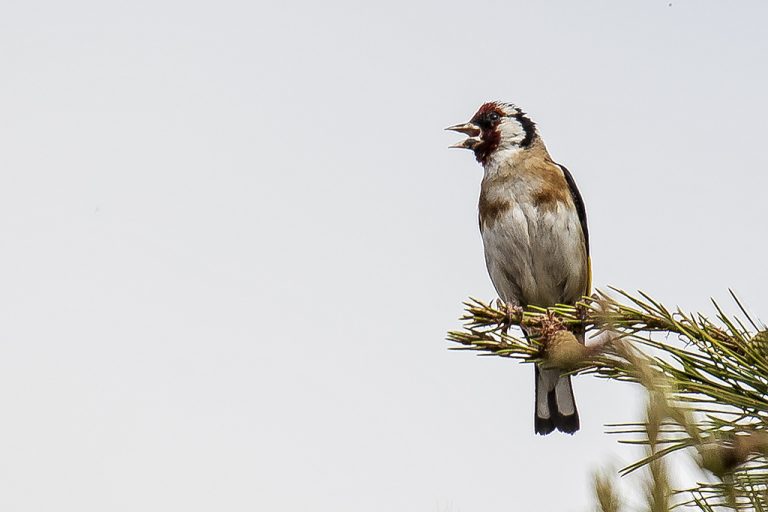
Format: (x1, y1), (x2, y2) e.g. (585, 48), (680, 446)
(488, 112), (500, 122)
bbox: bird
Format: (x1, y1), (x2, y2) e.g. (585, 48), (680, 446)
(447, 101), (591, 435)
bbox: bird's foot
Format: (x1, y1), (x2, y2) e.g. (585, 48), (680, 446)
(496, 299), (524, 333)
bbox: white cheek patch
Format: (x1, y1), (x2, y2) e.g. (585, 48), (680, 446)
(498, 118), (526, 147)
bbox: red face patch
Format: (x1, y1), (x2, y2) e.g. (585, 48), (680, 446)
(469, 103), (505, 164)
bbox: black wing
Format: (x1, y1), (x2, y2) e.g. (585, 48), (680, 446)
(557, 163), (589, 255)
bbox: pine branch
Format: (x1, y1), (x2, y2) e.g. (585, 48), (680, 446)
(447, 289), (768, 510)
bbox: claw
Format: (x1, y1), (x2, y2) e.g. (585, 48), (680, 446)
(496, 299), (524, 333)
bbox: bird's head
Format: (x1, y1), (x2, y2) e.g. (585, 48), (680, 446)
(446, 102), (537, 165)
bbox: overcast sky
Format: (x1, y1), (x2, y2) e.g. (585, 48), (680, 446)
(1, 1), (767, 511)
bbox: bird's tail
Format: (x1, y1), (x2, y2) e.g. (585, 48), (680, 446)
(534, 324), (581, 435)
(520, 325), (581, 435)
(534, 365), (579, 435)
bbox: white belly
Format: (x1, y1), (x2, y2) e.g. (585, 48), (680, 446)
(481, 201), (588, 307)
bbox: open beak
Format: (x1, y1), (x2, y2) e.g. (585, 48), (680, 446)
(445, 122), (481, 149)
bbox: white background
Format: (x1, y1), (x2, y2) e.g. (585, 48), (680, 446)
(1, 1), (767, 510)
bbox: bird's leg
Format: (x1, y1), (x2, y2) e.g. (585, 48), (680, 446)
(574, 296), (594, 344)
(496, 299), (524, 334)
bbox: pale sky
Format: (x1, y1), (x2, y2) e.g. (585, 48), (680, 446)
(1, 1), (767, 511)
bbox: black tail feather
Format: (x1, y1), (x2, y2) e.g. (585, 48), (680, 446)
(534, 366), (580, 435)
(555, 377), (579, 434)
(534, 365), (556, 435)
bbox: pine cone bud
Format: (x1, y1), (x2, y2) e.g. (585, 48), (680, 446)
(546, 330), (589, 369)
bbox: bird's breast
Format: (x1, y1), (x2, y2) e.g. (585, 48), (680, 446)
(480, 184), (587, 308)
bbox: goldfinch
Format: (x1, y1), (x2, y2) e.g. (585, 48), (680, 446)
(447, 101), (590, 435)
